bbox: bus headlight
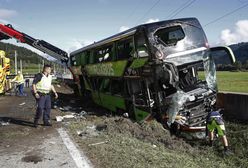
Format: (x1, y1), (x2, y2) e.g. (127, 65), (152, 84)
(155, 50), (163, 59)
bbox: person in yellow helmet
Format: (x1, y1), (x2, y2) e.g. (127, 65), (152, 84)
(11, 70), (25, 96)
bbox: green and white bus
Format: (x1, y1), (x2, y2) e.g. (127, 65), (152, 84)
(69, 18), (235, 131)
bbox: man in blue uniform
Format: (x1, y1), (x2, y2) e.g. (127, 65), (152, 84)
(32, 65), (58, 127)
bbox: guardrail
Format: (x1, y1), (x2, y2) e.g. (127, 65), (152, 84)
(6, 74), (35, 79)
(217, 92), (248, 121)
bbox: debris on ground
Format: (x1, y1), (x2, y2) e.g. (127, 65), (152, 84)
(61, 106), (71, 112)
(0, 121), (10, 126)
(19, 102), (26, 106)
(78, 111), (87, 116)
(76, 125), (101, 138)
(66, 113), (248, 168)
(1, 83), (247, 168)
(55, 116), (63, 122)
(63, 114), (75, 119)
(88, 140), (109, 146)
(56, 113), (87, 122)
(55, 114), (74, 122)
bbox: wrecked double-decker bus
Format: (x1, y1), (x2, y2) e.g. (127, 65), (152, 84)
(70, 18), (235, 132)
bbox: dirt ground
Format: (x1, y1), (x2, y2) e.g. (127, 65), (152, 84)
(1, 83), (248, 168)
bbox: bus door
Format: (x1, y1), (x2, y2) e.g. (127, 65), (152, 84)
(128, 79), (153, 121)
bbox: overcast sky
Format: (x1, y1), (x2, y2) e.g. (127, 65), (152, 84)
(0, 0), (248, 56)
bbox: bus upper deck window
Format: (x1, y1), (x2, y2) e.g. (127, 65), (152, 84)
(135, 33), (149, 58)
(88, 51), (94, 64)
(70, 56), (76, 66)
(97, 45), (113, 62)
(154, 26), (185, 46)
(117, 38), (134, 60)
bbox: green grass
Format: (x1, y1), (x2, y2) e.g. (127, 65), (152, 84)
(66, 117), (248, 168)
(199, 71), (248, 93)
(216, 71), (248, 93)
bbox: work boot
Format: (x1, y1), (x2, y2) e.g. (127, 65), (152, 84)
(224, 147), (233, 156)
(44, 122), (52, 126)
(33, 120), (38, 128)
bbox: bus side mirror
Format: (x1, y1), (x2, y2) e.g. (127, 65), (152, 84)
(210, 46), (236, 64)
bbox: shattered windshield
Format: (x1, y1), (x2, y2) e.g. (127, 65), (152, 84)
(147, 19), (208, 60)
(147, 19), (217, 91)
(154, 26), (185, 46)
(172, 51), (217, 92)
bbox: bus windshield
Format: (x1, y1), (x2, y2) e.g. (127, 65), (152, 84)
(147, 19), (208, 61)
(147, 18), (217, 91)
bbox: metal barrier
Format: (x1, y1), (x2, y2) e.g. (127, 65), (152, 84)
(6, 74), (35, 79)
(217, 92), (248, 121)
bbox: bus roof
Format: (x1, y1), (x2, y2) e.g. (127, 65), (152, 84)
(70, 17), (198, 56)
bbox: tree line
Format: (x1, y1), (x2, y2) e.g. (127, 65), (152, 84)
(0, 42), (51, 72)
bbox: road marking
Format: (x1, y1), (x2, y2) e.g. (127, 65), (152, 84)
(57, 128), (93, 168)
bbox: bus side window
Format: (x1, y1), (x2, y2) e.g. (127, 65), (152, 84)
(85, 51), (91, 64)
(103, 45), (113, 62)
(94, 50), (101, 63)
(88, 78), (95, 90)
(117, 38), (134, 60)
(100, 78), (111, 93)
(71, 55), (76, 66)
(96, 45), (113, 63)
(88, 50), (95, 64)
(129, 80), (142, 95)
(135, 33), (149, 58)
(111, 79), (124, 95)
(80, 52), (85, 65)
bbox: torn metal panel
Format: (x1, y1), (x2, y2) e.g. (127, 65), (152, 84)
(167, 90), (189, 125)
(203, 55), (217, 91)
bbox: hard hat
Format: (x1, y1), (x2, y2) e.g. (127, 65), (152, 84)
(17, 70), (21, 74)
(0, 50), (6, 58)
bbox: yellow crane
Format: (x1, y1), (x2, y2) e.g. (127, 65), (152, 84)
(0, 50), (10, 94)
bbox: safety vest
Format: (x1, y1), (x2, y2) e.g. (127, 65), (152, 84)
(13, 74), (24, 84)
(36, 74), (52, 93)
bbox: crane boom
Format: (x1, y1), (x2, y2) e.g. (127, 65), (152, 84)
(0, 24), (68, 62)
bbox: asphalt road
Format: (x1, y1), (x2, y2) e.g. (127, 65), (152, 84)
(0, 87), (88, 168)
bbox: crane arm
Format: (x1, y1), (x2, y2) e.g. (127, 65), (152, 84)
(0, 24), (68, 62)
